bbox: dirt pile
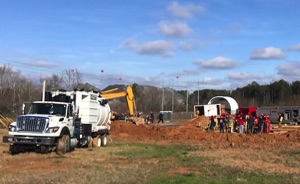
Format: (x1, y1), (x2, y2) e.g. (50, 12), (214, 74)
(110, 116), (300, 150)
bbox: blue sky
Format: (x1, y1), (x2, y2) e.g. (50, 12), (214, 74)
(1, 0), (300, 91)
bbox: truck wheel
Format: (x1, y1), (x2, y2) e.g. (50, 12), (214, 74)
(101, 135), (108, 147)
(56, 135), (70, 155)
(40, 145), (49, 154)
(9, 145), (18, 155)
(92, 135), (101, 147)
(88, 136), (93, 148)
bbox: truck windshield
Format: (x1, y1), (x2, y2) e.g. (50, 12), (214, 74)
(28, 103), (66, 116)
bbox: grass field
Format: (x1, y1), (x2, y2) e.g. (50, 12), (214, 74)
(1, 133), (300, 184)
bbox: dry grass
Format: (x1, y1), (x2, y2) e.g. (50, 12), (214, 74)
(195, 148), (300, 174)
(1, 129), (300, 184)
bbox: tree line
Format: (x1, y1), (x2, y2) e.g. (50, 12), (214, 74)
(1, 65), (300, 118)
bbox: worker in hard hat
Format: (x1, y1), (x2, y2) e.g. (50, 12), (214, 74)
(214, 116), (218, 130)
(238, 117), (245, 134)
(150, 111), (154, 124)
(209, 116), (216, 131)
(257, 115), (265, 134)
(219, 118), (225, 133)
(278, 114), (283, 129)
(264, 115), (271, 133)
(228, 115), (234, 133)
(245, 115), (249, 133)
(248, 115), (255, 134)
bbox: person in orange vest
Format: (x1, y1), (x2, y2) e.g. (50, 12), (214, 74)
(254, 116), (258, 133)
(264, 115), (271, 133)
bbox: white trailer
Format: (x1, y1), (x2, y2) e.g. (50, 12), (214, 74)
(3, 90), (111, 155)
(257, 106), (300, 124)
(194, 104), (225, 117)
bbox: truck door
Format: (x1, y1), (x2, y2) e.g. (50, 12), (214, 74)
(66, 105), (74, 137)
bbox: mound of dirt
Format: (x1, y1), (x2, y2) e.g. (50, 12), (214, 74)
(110, 116), (300, 151)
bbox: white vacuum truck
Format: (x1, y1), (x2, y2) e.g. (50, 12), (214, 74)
(3, 89), (111, 155)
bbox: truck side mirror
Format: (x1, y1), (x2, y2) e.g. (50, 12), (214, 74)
(22, 103), (26, 115)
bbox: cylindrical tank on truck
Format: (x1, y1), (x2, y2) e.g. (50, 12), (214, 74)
(3, 90), (111, 155)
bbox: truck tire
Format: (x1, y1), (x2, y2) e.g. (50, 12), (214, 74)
(92, 135), (101, 147)
(56, 135), (70, 155)
(101, 135), (108, 147)
(88, 136), (93, 148)
(40, 145), (49, 154)
(9, 145), (18, 155)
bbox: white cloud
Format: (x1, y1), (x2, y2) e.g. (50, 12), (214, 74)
(227, 72), (252, 80)
(194, 56), (237, 69)
(288, 44), (300, 51)
(227, 72), (269, 89)
(250, 47), (285, 60)
(20, 61), (59, 68)
(167, 1), (205, 18)
(179, 41), (196, 51)
(158, 21), (192, 38)
(199, 77), (222, 85)
(227, 72), (266, 80)
(277, 61), (300, 77)
(123, 39), (174, 57)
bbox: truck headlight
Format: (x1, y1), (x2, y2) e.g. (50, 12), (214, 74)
(46, 127), (60, 133)
(8, 125), (17, 132)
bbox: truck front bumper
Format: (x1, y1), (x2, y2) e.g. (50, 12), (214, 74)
(3, 135), (56, 146)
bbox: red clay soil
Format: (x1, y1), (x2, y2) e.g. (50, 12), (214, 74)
(110, 116), (300, 151)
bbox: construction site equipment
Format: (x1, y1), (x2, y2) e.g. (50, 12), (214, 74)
(236, 106), (300, 125)
(194, 96), (238, 118)
(0, 114), (13, 128)
(257, 106), (300, 124)
(194, 104), (226, 118)
(3, 89), (111, 155)
(208, 96), (239, 115)
(99, 85), (144, 125)
(236, 106), (257, 119)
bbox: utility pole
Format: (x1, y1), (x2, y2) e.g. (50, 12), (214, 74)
(172, 88), (174, 112)
(186, 75), (189, 112)
(197, 77), (200, 105)
(161, 85), (164, 111)
(186, 90), (188, 112)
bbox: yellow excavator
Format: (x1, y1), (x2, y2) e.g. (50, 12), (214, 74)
(99, 85), (144, 125)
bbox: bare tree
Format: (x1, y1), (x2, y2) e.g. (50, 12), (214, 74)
(0, 65), (20, 113)
(0, 65), (40, 116)
(40, 74), (64, 91)
(62, 69), (82, 90)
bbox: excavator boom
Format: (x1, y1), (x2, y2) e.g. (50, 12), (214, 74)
(100, 86), (137, 116)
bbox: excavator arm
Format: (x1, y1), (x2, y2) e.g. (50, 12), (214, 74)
(100, 86), (137, 117)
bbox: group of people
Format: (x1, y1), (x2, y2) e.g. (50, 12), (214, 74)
(145, 112), (164, 124)
(206, 113), (273, 134)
